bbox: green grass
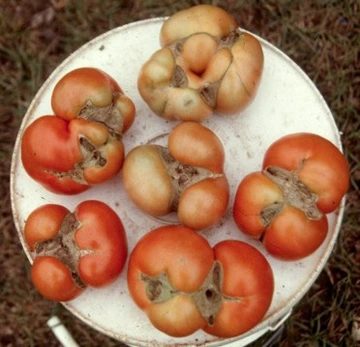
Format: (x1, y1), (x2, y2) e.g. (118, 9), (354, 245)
(1, 1), (359, 346)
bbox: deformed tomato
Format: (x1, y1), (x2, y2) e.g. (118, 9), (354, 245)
(138, 4), (263, 122)
(21, 67), (136, 194)
(122, 122), (229, 230)
(233, 133), (349, 260)
(127, 225), (274, 338)
(24, 200), (128, 301)
(51, 67), (135, 133)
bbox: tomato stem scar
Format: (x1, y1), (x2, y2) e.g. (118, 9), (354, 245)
(78, 94), (125, 136)
(158, 146), (223, 211)
(263, 164), (323, 222)
(33, 213), (88, 288)
(140, 261), (241, 326)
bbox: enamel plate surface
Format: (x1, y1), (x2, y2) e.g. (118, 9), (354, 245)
(11, 18), (345, 347)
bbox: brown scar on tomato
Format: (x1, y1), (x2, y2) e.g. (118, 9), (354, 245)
(170, 65), (188, 88)
(33, 213), (91, 288)
(262, 163), (323, 226)
(78, 94), (125, 137)
(46, 136), (107, 184)
(140, 261), (242, 326)
(167, 30), (243, 109)
(157, 146), (223, 211)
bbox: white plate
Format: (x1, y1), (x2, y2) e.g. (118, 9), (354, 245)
(11, 18), (345, 347)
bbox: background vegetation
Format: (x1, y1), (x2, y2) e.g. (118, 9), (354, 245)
(1, 1), (359, 346)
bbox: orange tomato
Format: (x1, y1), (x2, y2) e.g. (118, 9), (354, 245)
(25, 201), (128, 301)
(127, 225), (274, 338)
(51, 67), (135, 133)
(233, 133), (349, 260)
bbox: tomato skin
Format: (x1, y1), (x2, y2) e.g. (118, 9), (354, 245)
(31, 256), (83, 302)
(144, 295), (207, 338)
(127, 225), (273, 338)
(122, 145), (173, 216)
(233, 132), (349, 261)
(263, 205), (328, 260)
(168, 122), (225, 173)
(263, 133), (349, 214)
(74, 200), (128, 287)
(160, 5), (238, 46)
(178, 176), (229, 230)
(204, 240), (274, 338)
(24, 201), (128, 301)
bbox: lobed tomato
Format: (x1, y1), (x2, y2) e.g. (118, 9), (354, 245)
(233, 133), (349, 260)
(51, 67), (135, 133)
(21, 67), (136, 194)
(122, 122), (229, 230)
(138, 4), (263, 122)
(127, 225), (274, 338)
(24, 200), (128, 301)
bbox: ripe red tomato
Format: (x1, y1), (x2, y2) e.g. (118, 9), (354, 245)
(138, 4), (263, 122)
(24, 200), (128, 301)
(233, 133), (349, 260)
(122, 122), (229, 229)
(21, 67), (135, 195)
(127, 225), (274, 338)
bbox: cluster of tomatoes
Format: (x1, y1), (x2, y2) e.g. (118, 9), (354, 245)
(20, 4), (349, 340)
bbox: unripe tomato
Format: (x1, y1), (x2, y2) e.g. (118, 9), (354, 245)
(138, 4), (263, 122)
(127, 225), (274, 338)
(233, 133), (349, 260)
(24, 201), (128, 301)
(122, 122), (229, 230)
(21, 67), (136, 194)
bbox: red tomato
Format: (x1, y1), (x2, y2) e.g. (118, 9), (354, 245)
(21, 67), (135, 195)
(127, 225), (274, 338)
(24, 200), (128, 301)
(31, 257), (84, 302)
(204, 240), (274, 337)
(122, 122), (229, 229)
(233, 133), (349, 260)
(138, 4), (263, 122)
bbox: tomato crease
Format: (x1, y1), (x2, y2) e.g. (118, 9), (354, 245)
(33, 212), (87, 288)
(158, 146), (223, 211)
(264, 165), (323, 220)
(78, 97), (124, 136)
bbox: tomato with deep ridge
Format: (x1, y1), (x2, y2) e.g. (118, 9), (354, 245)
(233, 132), (349, 260)
(122, 122), (229, 230)
(138, 4), (263, 122)
(24, 200), (128, 301)
(127, 225), (274, 337)
(21, 67), (135, 194)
